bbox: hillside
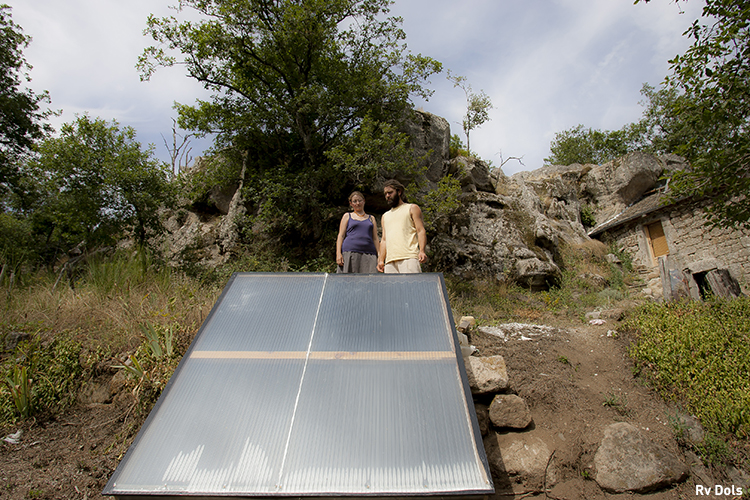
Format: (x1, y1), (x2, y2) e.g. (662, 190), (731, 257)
(1, 297), (746, 500)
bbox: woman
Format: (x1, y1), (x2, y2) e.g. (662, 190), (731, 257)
(336, 191), (380, 273)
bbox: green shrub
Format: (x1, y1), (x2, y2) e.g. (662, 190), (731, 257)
(626, 298), (750, 438)
(580, 203), (596, 228)
(421, 175), (461, 233)
(1, 332), (82, 423)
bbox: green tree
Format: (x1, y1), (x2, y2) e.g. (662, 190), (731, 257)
(545, 124), (634, 165)
(140, 0), (441, 245)
(449, 134), (467, 158)
(0, 4), (52, 207)
(28, 115), (173, 260)
(665, 0), (750, 227)
(447, 71), (492, 155)
(325, 115), (425, 189)
(637, 0), (750, 227)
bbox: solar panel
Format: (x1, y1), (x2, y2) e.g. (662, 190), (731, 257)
(104, 273), (494, 499)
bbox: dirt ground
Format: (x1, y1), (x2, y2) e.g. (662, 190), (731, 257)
(0, 316), (743, 499)
(469, 318), (712, 500)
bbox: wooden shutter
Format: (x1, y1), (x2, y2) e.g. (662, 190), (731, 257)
(646, 221), (669, 258)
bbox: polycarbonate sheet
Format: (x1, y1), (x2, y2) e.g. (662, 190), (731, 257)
(193, 274), (326, 352)
(104, 273), (493, 498)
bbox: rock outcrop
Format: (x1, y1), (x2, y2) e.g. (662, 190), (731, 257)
(158, 110), (684, 287)
(430, 151), (685, 289)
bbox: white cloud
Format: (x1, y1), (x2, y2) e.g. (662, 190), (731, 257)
(11, 0), (705, 174)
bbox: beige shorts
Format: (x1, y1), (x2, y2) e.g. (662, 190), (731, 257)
(384, 258), (422, 274)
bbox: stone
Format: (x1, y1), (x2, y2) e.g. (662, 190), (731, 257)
(457, 319), (472, 333)
(465, 355), (509, 395)
(446, 156), (495, 193)
(594, 422), (688, 493)
(489, 394), (532, 429)
(675, 412), (705, 446)
(459, 315), (476, 327)
(484, 431), (556, 489)
(400, 110), (450, 184)
(514, 258), (561, 291)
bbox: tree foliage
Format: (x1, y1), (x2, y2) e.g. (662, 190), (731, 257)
(661, 0), (750, 227)
(140, 0), (441, 245)
(325, 115), (426, 189)
(26, 115), (173, 259)
(0, 4), (52, 204)
(545, 124), (637, 166)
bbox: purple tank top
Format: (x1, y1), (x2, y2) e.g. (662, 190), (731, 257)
(341, 215), (377, 255)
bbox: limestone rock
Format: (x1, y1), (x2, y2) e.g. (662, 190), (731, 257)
(489, 394), (532, 429)
(484, 431), (556, 489)
(446, 156), (495, 193)
(400, 110), (450, 184)
(675, 412), (705, 446)
(577, 152), (686, 224)
(465, 355), (509, 395)
(514, 258), (561, 291)
(594, 422), (688, 493)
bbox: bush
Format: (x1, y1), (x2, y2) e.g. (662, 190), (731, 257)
(1, 332), (82, 423)
(626, 298), (750, 439)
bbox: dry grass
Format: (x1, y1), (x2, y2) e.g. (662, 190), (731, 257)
(1, 261), (221, 355)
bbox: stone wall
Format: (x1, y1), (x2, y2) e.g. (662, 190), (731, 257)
(604, 198), (750, 295)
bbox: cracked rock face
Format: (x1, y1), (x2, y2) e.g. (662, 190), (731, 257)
(428, 150), (684, 289)
(161, 111), (682, 282)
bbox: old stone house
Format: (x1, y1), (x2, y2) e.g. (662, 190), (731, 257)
(588, 189), (750, 300)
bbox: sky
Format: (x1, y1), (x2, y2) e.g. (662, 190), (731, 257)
(11, 0), (704, 176)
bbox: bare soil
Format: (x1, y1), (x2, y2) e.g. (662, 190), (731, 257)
(0, 316), (740, 499)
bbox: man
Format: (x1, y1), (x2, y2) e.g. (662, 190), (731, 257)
(377, 179), (427, 273)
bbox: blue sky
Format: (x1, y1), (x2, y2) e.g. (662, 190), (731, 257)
(12, 0), (703, 175)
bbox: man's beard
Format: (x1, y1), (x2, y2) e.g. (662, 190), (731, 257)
(387, 191), (401, 207)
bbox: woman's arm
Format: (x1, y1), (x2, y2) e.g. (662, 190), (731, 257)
(336, 213), (349, 266)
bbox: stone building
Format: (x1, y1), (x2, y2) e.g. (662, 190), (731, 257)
(589, 189), (750, 300)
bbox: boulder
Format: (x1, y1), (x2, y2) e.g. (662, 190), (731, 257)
(577, 152), (686, 224)
(484, 431), (556, 489)
(446, 156), (495, 193)
(465, 355), (509, 395)
(513, 258), (561, 291)
(488, 394), (532, 429)
(594, 422), (688, 493)
(400, 110), (450, 184)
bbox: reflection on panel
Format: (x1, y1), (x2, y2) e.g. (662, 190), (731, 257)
(104, 273), (493, 499)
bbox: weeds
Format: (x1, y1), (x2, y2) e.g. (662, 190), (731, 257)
(4, 365), (32, 418)
(0, 332), (82, 422)
(626, 298), (750, 439)
(602, 391), (628, 416)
